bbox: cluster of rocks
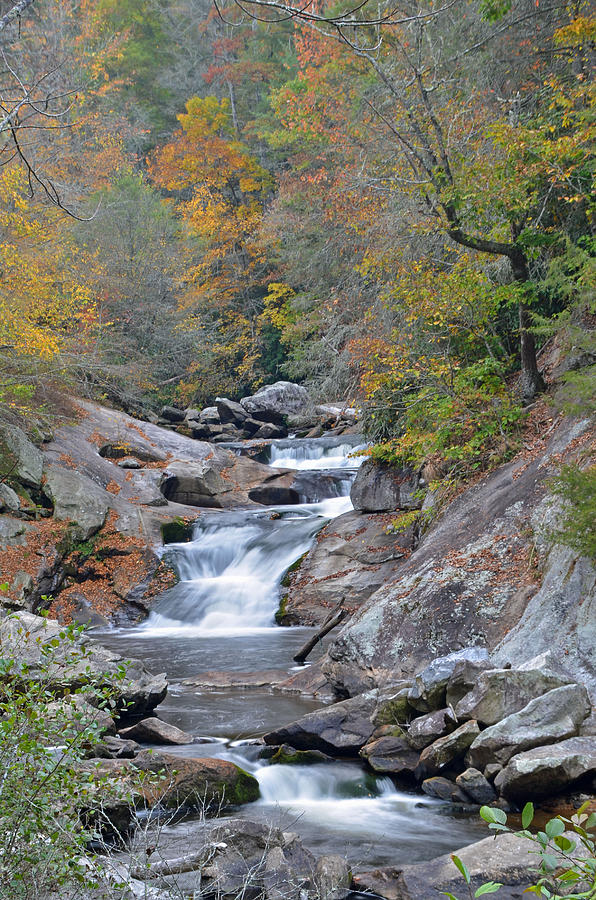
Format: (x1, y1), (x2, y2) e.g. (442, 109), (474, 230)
(263, 648), (596, 806)
(154, 381), (358, 443)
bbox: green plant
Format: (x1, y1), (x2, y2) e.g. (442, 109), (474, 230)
(0, 616), (134, 897)
(447, 802), (596, 900)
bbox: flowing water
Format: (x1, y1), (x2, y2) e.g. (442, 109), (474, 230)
(98, 435), (484, 869)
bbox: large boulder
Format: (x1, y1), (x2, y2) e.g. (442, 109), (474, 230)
(455, 768), (497, 804)
(418, 720), (480, 776)
(0, 612), (167, 719)
(216, 397), (249, 426)
(119, 716), (192, 745)
(467, 684), (591, 769)
(280, 510), (415, 627)
(455, 668), (571, 726)
(408, 649), (490, 713)
(360, 734), (420, 775)
(0, 423), (44, 487)
(43, 466), (109, 540)
(263, 691), (377, 755)
(494, 735), (596, 800)
(350, 460), (421, 513)
(241, 381), (309, 421)
(406, 709), (453, 750)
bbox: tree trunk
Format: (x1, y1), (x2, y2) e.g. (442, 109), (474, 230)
(510, 249), (546, 403)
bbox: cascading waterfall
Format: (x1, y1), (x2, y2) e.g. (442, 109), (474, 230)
(269, 436), (367, 470)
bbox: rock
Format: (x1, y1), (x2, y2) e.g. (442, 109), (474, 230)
(0, 482), (20, 511)
(421, 776), (470, 803)
(350, 460), (422, 513)
(494, 736), (596, 801)
(484, 763), (502, 781)
(248, 485), (300, 505)
(117, 458), (142, 469)
(360, 734), (420, 775)
(98, 441), (166, 463)
(199, 406), (221, 424)
(373, 686), (413, 728)
(97, 735), (140, 759)
(89, 751), (260, 810)
(46, 695), (116, 739)
(455, 768), (497, 804)
(253, 422), (288, 440)
(352, 868), (403, 900)
(314, 855), (351, 900)
(0, 612), (167, 719)
(119, 716), (193, 745)
(418, 720), (480, 776)
(445, 657), (494, 708)
(280, 511), (415, 627)
(395, 832), (548, 899)
(468, 684), (592, 770)
(159, 455), (295, 509)
(216, 398), (249, 426)
(43, 466), (109, 540)
(160, 406), (186, 423)
(0, 424), (44, 488)
(408, 649), (490, 713)
(455, 668), (571, 726)
(241, 381), (309, 420)
(263, 691), (377, 755)
(185, 408), (200, 422)
(406, 709), (452, 750)
(269, 744), (332, 765)
(0, 516), (32, 549)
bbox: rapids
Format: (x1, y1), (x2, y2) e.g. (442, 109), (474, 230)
(98, 434), (484, 868)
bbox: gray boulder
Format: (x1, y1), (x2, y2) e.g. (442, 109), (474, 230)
(468, 684), (591, 770)
(119, 716), (192, 745)
(216, 397), (249, 426)
(43, 466), (109, 540)
(418, 720), (480, 776)
(241, 381), (309, 419)
(199, 406), (221, 424)
(494, 735), (596, 800)
(0, 424), (44, 487)
(455, 668), (570, 726)
(421, 776), (470, 803)
(445, 656), (494, 708)
(0, 612), (167, 719)
(408, 648), (490, 712)
(160, 406), (186, 423)
(407, 709), (452, 750)
(314, 855), (351, 900)
(350, 460), (421, 513)
(263, 691), (377, 755)
(455, 768), (497, 804)
(360, 734), (420, 775)
(0, 482), (20, 512)
(253, 422), (288, 439)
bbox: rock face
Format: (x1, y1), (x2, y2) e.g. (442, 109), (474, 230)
(350, 460), (421, 513)
(467, 684), (591, 768)
(494, 736), (596, 800)
(43, 466), (110, 540)
(263, 691), (377, 755)
(279, 511), (415, 627)
(0, 423), (44, 487)
(0, 612), (167, 720)
(240, 381), (309, 419)
(455, 668), (571, 726)
(323, 418), (594, 696)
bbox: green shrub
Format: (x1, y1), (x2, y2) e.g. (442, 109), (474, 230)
(550, 464), (596, 560)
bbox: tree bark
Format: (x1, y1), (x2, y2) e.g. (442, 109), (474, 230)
(293, 600), (348, 663)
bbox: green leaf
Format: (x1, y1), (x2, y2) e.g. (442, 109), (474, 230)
(545, 818), (565, 838)
(475, 883), (503, 896)
(554, 835), (576, 853)
(451, 855), (471, 884)
(522, 802), (534, 829)
(480, 806), (507, 825)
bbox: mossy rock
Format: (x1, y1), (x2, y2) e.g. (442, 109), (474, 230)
(374, 690), (412, 727)
(269, 744), (332, 766)
(280, 551), (308, 588)
(161, 517), (195, 544)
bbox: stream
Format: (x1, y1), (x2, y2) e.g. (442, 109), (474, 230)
(98, 436), (484, 869)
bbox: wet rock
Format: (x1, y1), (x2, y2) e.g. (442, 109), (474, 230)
(360, 734), (420, 775)
(241, 381), (309, 420)
(350, 460), (421, 513)
(119, 716), (193, 745)
(0, 423), (44, 487)
(0, 612), (167, 719)
(406, 709), (452, 750)
(455, 768), (497, 804)
(248, 485), (299, 505)
(467, 684), (591, 769)
(263, 691), (377, 755)
(418, 720), (480, 776)
(269, 744), (332, 765)
(494, 736), (596, 801)
(421, 776), (470, 803)
(455, 669), (570, 726)
(408, 649), (490, 713)
(43, 466), (109, 540)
